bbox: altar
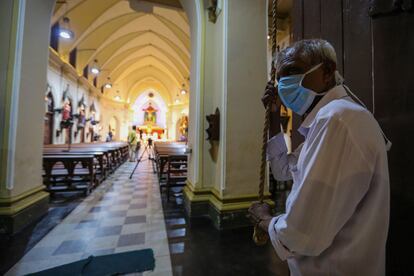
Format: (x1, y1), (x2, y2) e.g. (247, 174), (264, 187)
(137, 103), (165, 139)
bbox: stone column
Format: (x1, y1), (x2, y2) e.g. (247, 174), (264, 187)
(184, 0), (272, 229)
(0, 0), (55, 235)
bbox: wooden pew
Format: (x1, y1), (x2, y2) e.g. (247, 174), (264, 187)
(165, 155), (187, 200)
(44, 142), (128, 172)
(43, 155), (95, 195)
(152, 142), (187, 200)
(43, 142), (128, 195)
(43, 150), (106, 182)
(153, 143), (186, 182)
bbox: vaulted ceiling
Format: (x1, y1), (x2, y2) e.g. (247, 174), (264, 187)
(52, 0), (190, 105)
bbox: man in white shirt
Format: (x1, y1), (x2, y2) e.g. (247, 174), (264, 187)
(248, 39), (390, 276)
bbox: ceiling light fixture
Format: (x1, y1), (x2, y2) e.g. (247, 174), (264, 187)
(59, 17), (74, 39)
(114, 90), (121, 101)
(104, 77), (112, 89)
(180, 83), (187, 95)
(90, 59), (100, 75)
(175, 92), (180, 104)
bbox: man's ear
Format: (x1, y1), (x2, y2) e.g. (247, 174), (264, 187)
(323, 61), (336, 83)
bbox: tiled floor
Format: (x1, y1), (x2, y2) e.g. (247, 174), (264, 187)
(6, 156), (172, 276)
(161, 188), (290, 276)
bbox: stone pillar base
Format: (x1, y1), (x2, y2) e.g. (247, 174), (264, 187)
(0, 186), (49, 235)
(183, 183), (274, 230)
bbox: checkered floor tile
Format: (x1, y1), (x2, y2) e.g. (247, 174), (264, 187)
(6, 152), (172, 276)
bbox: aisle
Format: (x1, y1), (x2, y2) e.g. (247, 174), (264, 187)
(7, 153), (172, 276)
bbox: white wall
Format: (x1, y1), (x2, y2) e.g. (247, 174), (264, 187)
(100, 98), (129, 141)
(2, 0), (56, 196)
(180, 0), (203, 187)
(202, 0), (226, 192)
(46, 64), (129, 143)
(47, 66), (100, 143)
(224, 0), (268, 196)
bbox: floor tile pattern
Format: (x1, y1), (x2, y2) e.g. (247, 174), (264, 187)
(161, 192), (290, 276)
(7, 155), (172, 276)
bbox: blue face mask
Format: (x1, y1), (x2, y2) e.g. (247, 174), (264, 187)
(278, 63), (325, 115)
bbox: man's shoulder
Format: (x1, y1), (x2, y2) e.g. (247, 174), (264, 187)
(317, 98), (371, 125)
(315, 98), (384, 146)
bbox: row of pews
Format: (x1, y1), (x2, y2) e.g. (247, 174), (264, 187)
(152, 141), (188, 200)
(43, 142), (129, 195)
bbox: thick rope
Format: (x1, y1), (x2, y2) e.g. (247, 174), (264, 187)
(253, 0), (278, 246)
(259, 0), (278, 203)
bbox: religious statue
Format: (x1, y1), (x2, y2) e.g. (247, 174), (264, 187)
(55, 86), (74, 138)
(59, 94), (73, 129)
(143, 103), (157, 125)
(76, 98), (86, 129)
(179, 115), (189, 141)
(62, 98), (72, 122)
(45, 94), (53, 113)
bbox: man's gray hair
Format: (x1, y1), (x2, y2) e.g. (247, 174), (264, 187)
(276, 39), (337, 69)
(276, 39), (343, 84)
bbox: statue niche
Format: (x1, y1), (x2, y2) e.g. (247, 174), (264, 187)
(55, 85), (74, 146)
(43, 91), (54, 145)
(74, 97), (87, 142)
(178, 115), (189, 142)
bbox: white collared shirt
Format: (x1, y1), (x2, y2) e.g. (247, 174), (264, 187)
(267, 85), (390, 276)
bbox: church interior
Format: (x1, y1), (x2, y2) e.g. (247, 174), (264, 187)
(0, 0), (413, 275)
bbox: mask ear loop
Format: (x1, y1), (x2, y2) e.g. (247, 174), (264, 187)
(342, 84), (392, 151)
(335, 70), (344, 85)
(299, 63), (323, 86)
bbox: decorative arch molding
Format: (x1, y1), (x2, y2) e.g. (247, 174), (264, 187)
(99, 31), (189, 70)
(152, 13), (190, 50)
(128, 78), (172, 104)
(52, 0), (189, 39)
(112, 55), (183, 84)
(52, 0), (120, 32)
(104, 44), (189, 79)
(63, 11), (189, 58)
(66, 13), (146, 53)
(122, 66), (180, 92)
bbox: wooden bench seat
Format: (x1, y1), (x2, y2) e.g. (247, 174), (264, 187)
(42, 142), (128, 195)
(151, 142), (188, 200)
(43, 155), (95, 195)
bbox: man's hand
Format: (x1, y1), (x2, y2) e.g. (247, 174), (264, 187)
(262, 82), (284, 137)
(248, 202), (273, 232)
(262, 81), (281, 110)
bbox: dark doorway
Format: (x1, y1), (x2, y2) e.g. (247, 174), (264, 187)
(80, 128), (85, 143)
(63, 99), (73, 145)
(89, 127), (94, 142)
(43, 92), (54, 145)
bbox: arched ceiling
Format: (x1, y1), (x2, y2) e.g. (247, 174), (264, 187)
(52, 0), (190, 105)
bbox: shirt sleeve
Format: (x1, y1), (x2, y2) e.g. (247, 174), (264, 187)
(267, 133), (302, 181)
(270, 116), (374, 257)
(268, 215), (294, 260)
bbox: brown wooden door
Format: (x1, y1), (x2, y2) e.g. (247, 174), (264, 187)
(291, 1), (414, 273)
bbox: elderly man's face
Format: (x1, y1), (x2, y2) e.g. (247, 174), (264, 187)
(276, 57), (336, 94)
